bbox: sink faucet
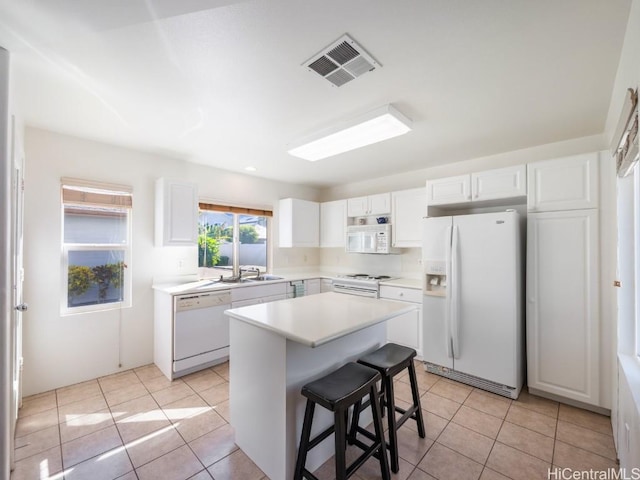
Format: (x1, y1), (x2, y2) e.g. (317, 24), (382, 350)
(240, 267), (261, 279)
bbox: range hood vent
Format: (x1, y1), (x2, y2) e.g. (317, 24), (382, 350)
(303, 34), (380, 87)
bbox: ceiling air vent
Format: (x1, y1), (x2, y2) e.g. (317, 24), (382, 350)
(303, 34), (380, 87)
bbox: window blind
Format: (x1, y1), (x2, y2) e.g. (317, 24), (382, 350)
(199, 202), (272, 217)
(61, 178), (133, 208)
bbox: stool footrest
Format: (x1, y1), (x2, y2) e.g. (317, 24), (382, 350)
(395, 405), (421, 432)
(307, 424), (335, 451)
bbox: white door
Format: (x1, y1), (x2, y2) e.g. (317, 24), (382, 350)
(10, 116), (25, 468)
(426, 175), (471, 206)
(451, 211), (521, 387)
(422, 216), (453, 368)
(391, 188), (425, 247)
(526, 209), (600, 405)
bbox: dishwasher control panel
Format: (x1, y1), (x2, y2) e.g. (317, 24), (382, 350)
(175, 291), (231, 311)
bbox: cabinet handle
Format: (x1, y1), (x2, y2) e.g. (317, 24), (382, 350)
(399, 292), (404, 297)
(614, 280), (621, 287)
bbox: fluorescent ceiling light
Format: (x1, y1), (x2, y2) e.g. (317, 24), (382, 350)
(287, 104), (412, 161)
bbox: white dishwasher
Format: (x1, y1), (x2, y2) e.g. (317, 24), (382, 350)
(173, 290), (231, 373)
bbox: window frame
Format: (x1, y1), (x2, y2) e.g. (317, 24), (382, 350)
(60, 181), (133, 316)
(198, 202), (272, 278)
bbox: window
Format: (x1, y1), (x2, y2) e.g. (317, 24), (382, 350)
(198, 202), (272, 278)
(61, 180), (132, 314)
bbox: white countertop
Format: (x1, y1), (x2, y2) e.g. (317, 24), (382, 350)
(225, 291), (416, 347)
(153, 271), (331, 295)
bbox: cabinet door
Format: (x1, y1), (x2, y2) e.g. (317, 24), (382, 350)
(368, 193), (391, 215)
(386, 304), (421, 354)
(278, 198), (319, 247)
(472, 165), (526, 202)
(305, 279), (321, 295)
(156, 178), (198, 246)
(347, 196), (369, 217)
(320, 279), (333, 293)
(526, 209), (599, 405)
(320, 200), (346, 248)
(391, 188), (426, 247)
(426, 175), (471, 206)
(527, 153), (599, 212)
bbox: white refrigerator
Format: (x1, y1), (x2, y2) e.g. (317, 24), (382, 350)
(422, 210), (524, 399)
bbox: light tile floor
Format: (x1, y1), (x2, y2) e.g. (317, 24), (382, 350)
(11, 361), (617, 480)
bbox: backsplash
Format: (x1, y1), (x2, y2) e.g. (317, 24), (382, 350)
(318, 247), (421, 278)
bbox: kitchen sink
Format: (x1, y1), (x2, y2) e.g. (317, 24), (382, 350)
(246, 274), (284, 282)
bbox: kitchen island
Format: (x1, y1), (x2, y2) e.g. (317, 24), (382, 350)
(225, 291), (416, 480)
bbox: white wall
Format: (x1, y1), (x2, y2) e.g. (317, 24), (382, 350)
(22, 127), (321, 395)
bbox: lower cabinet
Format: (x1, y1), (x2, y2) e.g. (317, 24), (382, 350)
(379, 285), (422, 356)
(231, 282), (288, 307)
(320, 278), (334, 293)
(526, 209), (600, 406)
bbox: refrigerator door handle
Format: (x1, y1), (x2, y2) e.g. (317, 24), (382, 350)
(444, 225), (454, 358)
(450, 225), (461, 359)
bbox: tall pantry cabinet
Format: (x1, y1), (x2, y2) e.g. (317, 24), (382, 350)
(526, 152), (601, 407)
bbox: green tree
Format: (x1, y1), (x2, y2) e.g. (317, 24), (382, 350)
(68, 265), (95, 304)
(198, 234), (221, 267)
(92, 262), (125, 302)
(239, 225), (259, 244)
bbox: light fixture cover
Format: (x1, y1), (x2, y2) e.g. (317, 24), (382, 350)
(287, 105), (412, 161)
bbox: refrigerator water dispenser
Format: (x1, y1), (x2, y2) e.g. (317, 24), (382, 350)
(424, 260), (446, 296)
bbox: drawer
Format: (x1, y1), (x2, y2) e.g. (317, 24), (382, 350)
(231, 282), (287, 302)
(379, 285), (422, 303)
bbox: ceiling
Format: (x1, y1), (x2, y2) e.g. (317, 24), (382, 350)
(0, 0), (632, 187)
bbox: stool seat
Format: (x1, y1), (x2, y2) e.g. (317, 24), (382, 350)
(357, 343), (416, 376)
(302, 362), (380, 411)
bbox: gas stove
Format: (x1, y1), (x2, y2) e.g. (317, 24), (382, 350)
(332, 273), (398, 298)
(337, 273), (395, 281)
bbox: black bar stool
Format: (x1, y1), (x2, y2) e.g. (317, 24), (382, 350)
(293, 362), (390, 480)
(350, 343), (425, 473)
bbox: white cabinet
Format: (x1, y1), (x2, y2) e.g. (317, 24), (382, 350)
(347, 193), (391, 217)
(426, 165), (526, 206)
(155, 178), (198, 246)
(320, 278), (334, 293)
(231, 282), (288, 305)
(305, 278), (321, 295)
(320, 200), (346, 248)
(472, 165), (526, 201)
(426, 175), (471, 206)
(379, 285), (422, 356)
(391, 188), (426, 248)
(278, 198), (319, 247)
(526, 209), (600, 405)
(527, 153), (599, 212)
(286, 278), (321, 298)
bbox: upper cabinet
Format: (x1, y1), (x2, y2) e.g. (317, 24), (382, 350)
(278, 198), (319, 248)
(472, 165), (526, 202)
(426, 174), (471, 205)
(320, 200), (346, 248)
(155, 178), (198, 246)
(426, 165), (526, 206)
(391, 188), (426, 248)
(527, 152), (599, 212)
(347, 193), (391, 217)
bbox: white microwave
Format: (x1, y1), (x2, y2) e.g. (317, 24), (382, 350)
(345, 224), (399, 254)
